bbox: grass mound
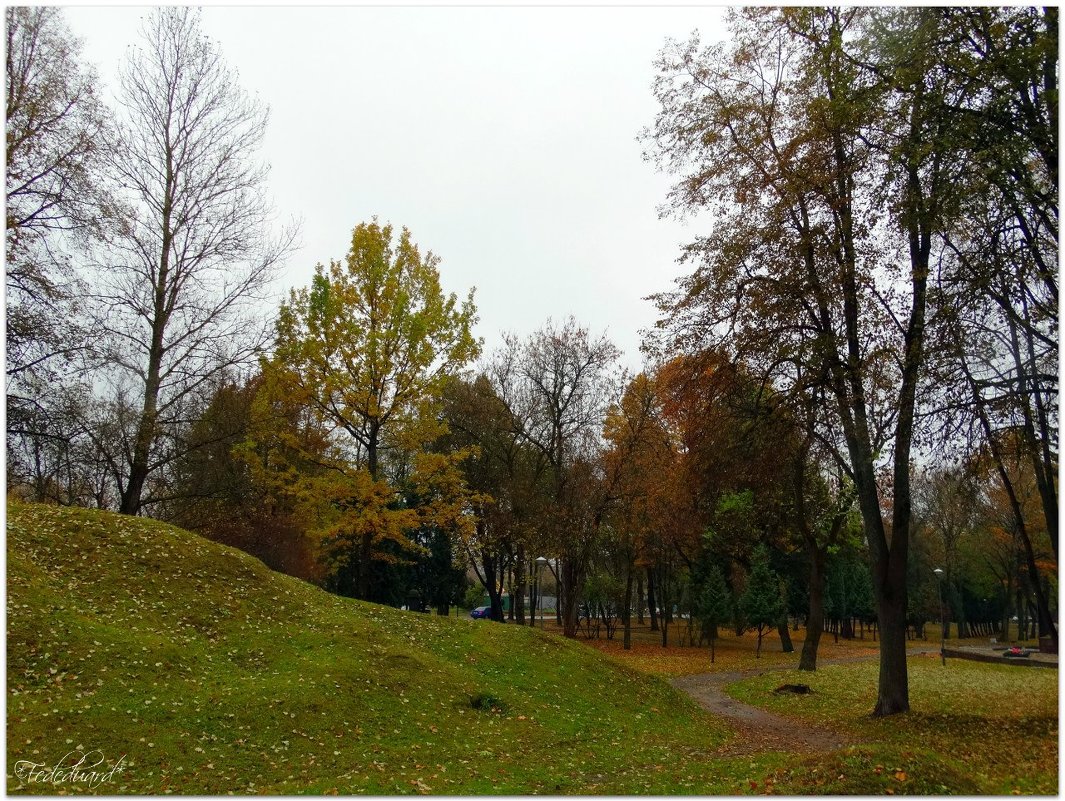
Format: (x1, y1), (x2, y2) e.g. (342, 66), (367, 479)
(7, 502), (733, 794)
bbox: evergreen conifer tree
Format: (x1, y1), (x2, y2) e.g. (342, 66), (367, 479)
(740, 545), (786, 657)
(696, 565), (732, 663)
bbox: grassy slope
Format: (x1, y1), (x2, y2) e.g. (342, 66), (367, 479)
(8, 502), (743, 795)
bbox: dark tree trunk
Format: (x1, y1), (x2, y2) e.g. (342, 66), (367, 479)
(656, 565), (670, 646)
(778, 621), (794, 653)
(355, 429), (381, 600)
(506, 559), (515, 621)
(120, 187), (174, 518)
(873, 589), (909, 716)
(623, 561), (634, 650)
(647, 567), (659, 632)
(514, 545), (526, 624)
(1018, 590), (1030, 641)
(817, 59), (929, 717)
(554, 560), (563, 626)
(636, 572), (645, 624)
(528, 564), (538, 628)
(488, 590), (505, 622)
(482, 554), (505, 622)
(561, 557), (582, 638)
(121, 397), (155, 515)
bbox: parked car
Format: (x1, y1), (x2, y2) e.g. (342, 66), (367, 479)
(470, 606), (492, 619)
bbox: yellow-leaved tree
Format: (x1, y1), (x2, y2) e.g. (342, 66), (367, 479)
(256, 219), (480, 600)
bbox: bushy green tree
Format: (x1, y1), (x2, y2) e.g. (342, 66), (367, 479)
(696, 565), (732, 663)
(740, 545), (786, 658)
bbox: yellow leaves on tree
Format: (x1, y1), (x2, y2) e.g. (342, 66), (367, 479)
(313, 469), (420, 571)
(250, 220), (481, 598)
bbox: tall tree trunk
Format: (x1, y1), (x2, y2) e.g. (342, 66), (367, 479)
(120, 160), (176, 518)
(515, 546), (526, 624)
(636, 572), (645, 624)
(799, 547), (826, 670)
(356, 428), (381, 600)
(873, 589), (910, 716)
(121, 394), (156, 515)
(657, 566), (670, 647)
(553, 559), (563, 626)
(121, 324), (166, 516)
(478, 544), (505, 623)
(506, 558), (514, 621)
(561, 557), (581, 638)
(529, 562), (538, 628)
(623, 561), (634, 650)
(867, 142), (929, 716)
(647, 567), (659, 632)
(818, 31), (930, 716)
(778, 622), (794, 653)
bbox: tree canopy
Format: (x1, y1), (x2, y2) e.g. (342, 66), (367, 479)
(264, 219), (480, 600)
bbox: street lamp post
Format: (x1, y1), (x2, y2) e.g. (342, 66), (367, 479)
(535, 556), (548, 629)
(933, 567), (946, 666)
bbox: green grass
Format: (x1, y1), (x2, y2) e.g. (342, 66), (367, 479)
(725, 657), (1058, 794)
(11, 501), (1054, 795)
(8, 501), (780, 795)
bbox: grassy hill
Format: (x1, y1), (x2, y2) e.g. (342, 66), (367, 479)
(7, 502), (738, 794)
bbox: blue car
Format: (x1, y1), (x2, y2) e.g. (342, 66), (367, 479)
(470, 606), (492, 619)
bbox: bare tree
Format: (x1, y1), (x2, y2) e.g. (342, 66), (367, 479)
(490, 317), (623, 637)
(92, 7), (297, 515)
(913, 466), (980, 638)
(5, 7), (114, 482)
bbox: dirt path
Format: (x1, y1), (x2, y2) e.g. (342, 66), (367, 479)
(671, 668), (853, 756)
(671, 650), (937, 756)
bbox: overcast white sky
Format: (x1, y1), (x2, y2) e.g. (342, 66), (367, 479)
(63, 5), (728, 372)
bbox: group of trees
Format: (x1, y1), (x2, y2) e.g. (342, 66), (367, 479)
(7, 7), (1055, 721)
(643, 6), (1057, 715)
(7, 7), (296, 517)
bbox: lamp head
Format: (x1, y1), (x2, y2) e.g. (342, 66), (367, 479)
(933, 567), (944, 577)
